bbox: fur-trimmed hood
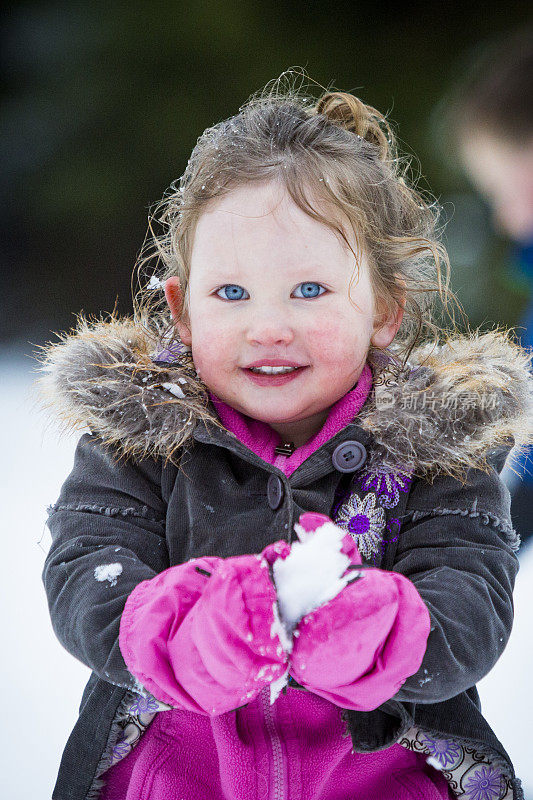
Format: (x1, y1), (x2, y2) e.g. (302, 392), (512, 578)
(32, 312), (533, 483)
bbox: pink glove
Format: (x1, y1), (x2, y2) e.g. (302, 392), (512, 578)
(119, 544), (292, 716)
(289, 514), (431, 711)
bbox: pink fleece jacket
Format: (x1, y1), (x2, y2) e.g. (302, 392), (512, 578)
(101, 363), (454, 799)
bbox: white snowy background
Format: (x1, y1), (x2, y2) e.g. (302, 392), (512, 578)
(2, 341), (532, 799)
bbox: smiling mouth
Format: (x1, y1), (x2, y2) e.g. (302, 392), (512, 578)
(248, 366), (301, 374)
(242, 366), (308, 385)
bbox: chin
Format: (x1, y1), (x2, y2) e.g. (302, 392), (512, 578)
(244, 404), (307, 424)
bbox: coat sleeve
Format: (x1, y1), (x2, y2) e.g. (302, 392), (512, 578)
(42, 433), (170, 693)
(389, 463), (520, 704)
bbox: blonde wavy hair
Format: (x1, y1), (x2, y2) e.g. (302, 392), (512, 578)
(132, 68), (465, 378)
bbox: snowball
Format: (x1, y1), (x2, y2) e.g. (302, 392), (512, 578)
(94, 562), (123, 587)
(272, 521), (356, 635)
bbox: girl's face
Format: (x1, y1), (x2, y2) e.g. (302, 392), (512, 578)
(165, 180), (402, 443)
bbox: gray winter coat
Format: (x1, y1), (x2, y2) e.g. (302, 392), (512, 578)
(35, 314), (533, 800)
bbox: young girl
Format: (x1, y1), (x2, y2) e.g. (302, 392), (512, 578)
(36, 73), (533, 800)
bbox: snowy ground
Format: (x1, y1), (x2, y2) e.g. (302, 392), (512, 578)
(2, 342), (532, 799)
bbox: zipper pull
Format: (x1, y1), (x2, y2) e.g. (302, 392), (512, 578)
(274, 442), (296, 456)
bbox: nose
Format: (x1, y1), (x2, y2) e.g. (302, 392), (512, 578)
(245, 308), (295, 346)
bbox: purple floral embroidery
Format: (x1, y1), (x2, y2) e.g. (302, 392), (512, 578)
(359, 465), (413, 509)
(399, 729), (512, 800)
(111, 739), (132, 762)
(331, 466), (414, 565)
(129, 695), (161, 715)
(151, 340), (189, 363)
(419, 734), (463, 769)
(463, 765), (504, 800)
(333, 492), (386, 561)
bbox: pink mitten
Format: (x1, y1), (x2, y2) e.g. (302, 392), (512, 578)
(288, 514), (431, 711)
(119, 544), (292, 716)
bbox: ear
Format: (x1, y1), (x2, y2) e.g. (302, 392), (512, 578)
(370, 280), (406, 349)
(164, 276), (192, 346)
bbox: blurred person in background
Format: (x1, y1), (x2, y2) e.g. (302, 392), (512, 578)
(444, 26), (533, 550)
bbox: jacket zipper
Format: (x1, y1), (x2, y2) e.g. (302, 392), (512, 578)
(260, 685), (286, 800)
(258, 448), (292, 799)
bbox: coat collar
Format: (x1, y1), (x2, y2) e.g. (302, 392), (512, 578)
(33, 311), (533, 483)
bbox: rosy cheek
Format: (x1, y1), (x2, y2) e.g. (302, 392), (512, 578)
(190, 338), (215, 367)
(192, 325), (234, 367)
(307, 323), (364, 362)
(306, 322), (341, 344)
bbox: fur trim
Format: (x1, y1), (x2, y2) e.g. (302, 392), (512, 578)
(362, 330), (533, 483)
(32, 311), (226, 468)
(31, 311), (533, 482)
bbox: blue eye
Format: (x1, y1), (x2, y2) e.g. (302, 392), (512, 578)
(293, 282), (327, 298)
(216, 284), (249, 301)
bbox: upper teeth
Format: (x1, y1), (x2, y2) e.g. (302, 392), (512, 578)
(250, 366), (299, 374)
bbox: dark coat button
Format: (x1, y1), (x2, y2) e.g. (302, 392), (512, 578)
(331, 441), (367, 473)
(267, 474), (284, 510)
